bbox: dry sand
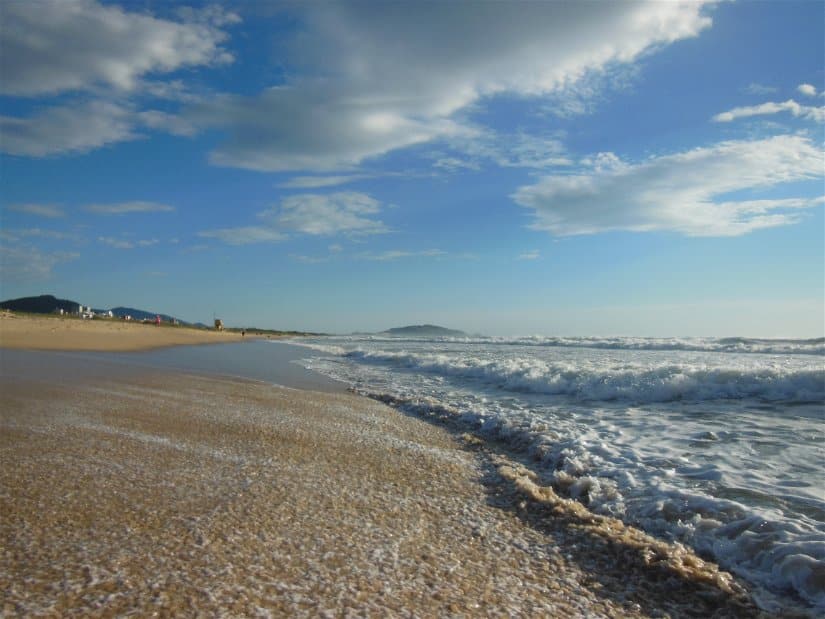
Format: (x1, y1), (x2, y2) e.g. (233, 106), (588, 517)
(0, 312), (245, 351)
(0, 356), (765, 617)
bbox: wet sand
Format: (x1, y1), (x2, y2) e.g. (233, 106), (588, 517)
(0, 312), (245, 351)
(0, 356), (763, 617)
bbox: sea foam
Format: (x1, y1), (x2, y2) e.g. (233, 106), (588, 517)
(287, 334), (825, 612)
(339, 348), (824, 404)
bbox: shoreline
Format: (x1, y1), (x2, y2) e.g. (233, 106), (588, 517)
(0, 351), (764, 616)
(0, 312), (249, 352)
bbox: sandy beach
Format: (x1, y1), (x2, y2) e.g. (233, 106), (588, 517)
(0, 346), (765, 617)
(0, 312), (246, 351)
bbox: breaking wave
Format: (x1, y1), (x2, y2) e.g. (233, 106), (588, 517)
(340, 348), (824, 404)
(348, 335), (825, 356)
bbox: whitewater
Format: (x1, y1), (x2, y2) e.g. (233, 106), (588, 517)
(287, 334), (825, 614)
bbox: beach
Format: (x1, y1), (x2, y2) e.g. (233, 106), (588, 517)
(0, 339), (766, 616)
(0, 312), (246, 351)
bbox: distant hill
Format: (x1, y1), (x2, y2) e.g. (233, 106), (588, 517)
(109, 307), (182, 323)
(0, 295), (188, 324)
(381, 324), (466, 337)
(0, 294), (79, 314)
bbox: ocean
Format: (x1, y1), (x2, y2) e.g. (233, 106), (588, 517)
(287, 334), (825, 614)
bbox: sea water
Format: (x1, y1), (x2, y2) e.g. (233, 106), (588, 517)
(286, 334), (825, 613)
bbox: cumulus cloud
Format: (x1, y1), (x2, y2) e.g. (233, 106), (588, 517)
(0, 100), (201, 157)
(199, 192), (388, 245)
(457, 131), (573, 169)
(7, 204), (65, 218)
(0, 245), (79, 282)
(84, 202), (175, 215)
(192, 2), (713, 171)
(513, 135), (824, 237)
(797, 83), (818, 97)
(712, 99), (825, 123)
(261, 192), (389, 236)
(0, 0), (237, 96)
(0, 101), (138, 156)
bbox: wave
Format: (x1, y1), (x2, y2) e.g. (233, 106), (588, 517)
(361, 389), (825, 613)
(331, 335), (825, 355)
(339, 348), (825, 404)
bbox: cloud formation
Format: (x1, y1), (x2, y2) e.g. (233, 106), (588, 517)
(744, 83), (777, 95)
(359, 249), (446, 262)
(199, 192), (389, 245)
(712, 99), (825, 123)
(97, 236), (159, 249)
(0, 0), (237, 96)
(0, 101), (137, 156)
(797, 83), (818, 97)
(198, 227), (287, 246)
(193, 2), (713, 171)
(7, 204), (65, 218)
(0, 245), (79, 282)
(0, 100), (203, 157)
(84, 202), (175, 215)
(279, 176), (368, 189)
(263, 192), (388, 236)
(514, 135), (824, 237)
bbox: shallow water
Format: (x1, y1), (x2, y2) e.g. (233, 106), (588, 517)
(288, 334), (825, 613)
(0, 341), (345, 393)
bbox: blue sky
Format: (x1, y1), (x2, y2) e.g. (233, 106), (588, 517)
(1, 0), (823, 336)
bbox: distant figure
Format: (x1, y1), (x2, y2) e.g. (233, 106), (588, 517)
(242, 330), (245, 337)
(214, 319), (224, 331)
(155, 314), (161, 326)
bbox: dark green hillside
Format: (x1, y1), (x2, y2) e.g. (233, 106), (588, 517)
(0, 294), (80, 314)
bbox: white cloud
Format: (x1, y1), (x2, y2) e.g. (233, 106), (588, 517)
(98, 236), (157, 249)
(359, 249), (446, 262)
(262, 192), (389, 236)
(7, 204), (65, 218)
(137, 110), (197, 137)
(744, 83), (777, 96)
(198, 226), (287, 246)
(518, 250), (541, 260)
(1, 228), (79, 242)
(433, 157), (481, 172)
(279, 175), (368, 189)
(0, 0), (237, 96)
(84, 202), (175, 215)
(513, 135), (824, 237)
(289, 254), (330, 264)
(712, 99), (825, 123)
(198, 192), (389, 245)
(0, 100), (201, 157)
(797, 83), (818, 97)
(0, 245), (79, 282)
(191, 2), (713, 171)
(0, 101), (137, 156)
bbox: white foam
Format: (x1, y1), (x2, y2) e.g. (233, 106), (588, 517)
(336, 348), (824, 404)
(289, 334), (825, 612)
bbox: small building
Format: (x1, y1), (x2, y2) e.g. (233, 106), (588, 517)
(214, 319), (224, 331)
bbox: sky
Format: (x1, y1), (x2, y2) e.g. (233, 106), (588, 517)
(1, 0), (823, 336)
